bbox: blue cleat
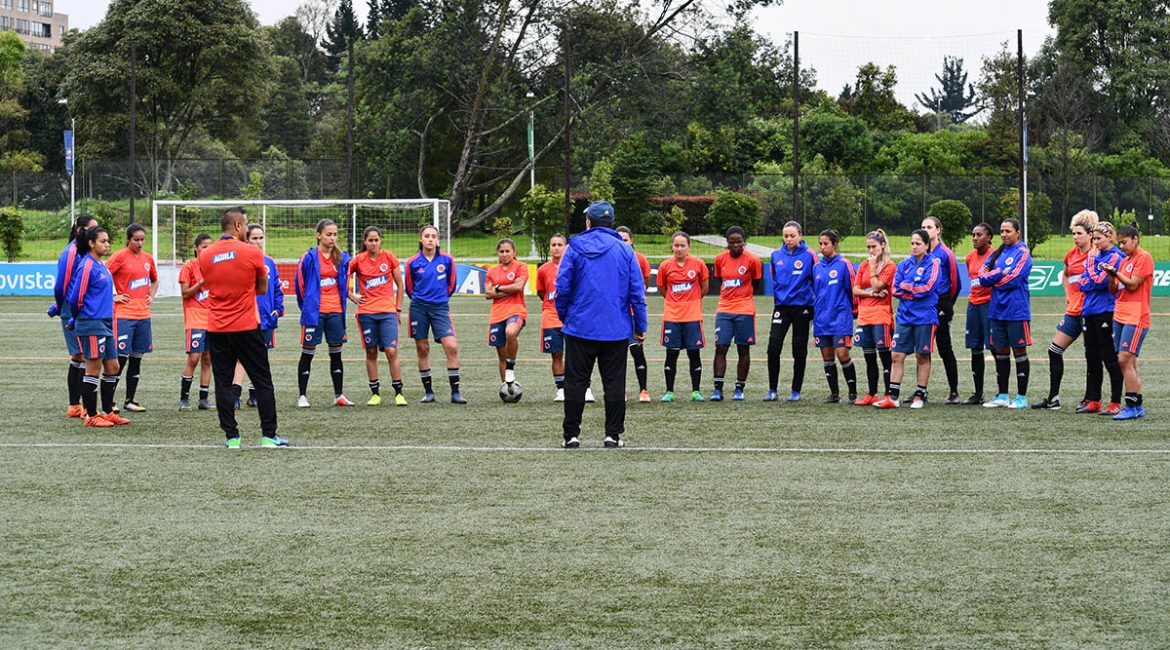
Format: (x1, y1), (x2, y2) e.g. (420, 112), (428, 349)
(763, 390), (779, 402)
(787, 391), (801, 402)
(1113, 405), (1145, 420)
(261, 435), (291, 447)
(732, 389), (745, 401)
(710, 389), (723, 402)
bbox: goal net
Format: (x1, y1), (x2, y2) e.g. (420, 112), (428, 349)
(151, 199), (451, 297)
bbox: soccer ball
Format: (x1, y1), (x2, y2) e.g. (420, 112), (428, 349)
(498, 381), (523, 403)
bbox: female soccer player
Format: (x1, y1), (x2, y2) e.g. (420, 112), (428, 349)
(812, 229), (857, 403)
(240, 223), (284, 408)
(874, 229), (940, 409)
(64, 226), (130, 427)
(1033, 209), (1097, 410)
(53, 214), (97, 418)
(294, 218), (355, 408)
(406, 225), (465, 403)
(536, 233), (568, 401)
(107, 223), (158, 412)
(178, 234), (213, 411)
(962, 223), (995, 404)
(485, 238), (529, 391)
(350, 226), (407, 406)
(1101, 224), (1152, 420)
(921, 215), (961, 403)
(618, 226), (653, 402)
(657, 231), (709, 402)
(978, 218), (1033, 409)
(765, 220), (817, 401)
(1077, 221), (1124, 415)
(711, 226), (762, 401)
(852, 229), (895, 405)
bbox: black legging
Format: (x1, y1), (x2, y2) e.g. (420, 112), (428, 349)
(1083, 312), (1123, 404)
(935, 299), (959, 395)
(766, 305), (813, 393)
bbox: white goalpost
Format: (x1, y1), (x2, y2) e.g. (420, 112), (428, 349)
(151, 199), (451, 297)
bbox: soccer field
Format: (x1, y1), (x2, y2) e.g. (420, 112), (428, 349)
(1, 295), (1168, 648)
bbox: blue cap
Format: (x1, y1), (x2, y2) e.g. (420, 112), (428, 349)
(584, 201), (615, 226)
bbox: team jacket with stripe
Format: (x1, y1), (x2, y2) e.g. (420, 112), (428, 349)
(930, 243), (960, 305)
(295, 247), (353, 326)
(257, 255), (284, 330)
(1078, 246), (1124, 317)
(65, 254), (114, 321)
(892, 254), (941, 326)
(54, 241), (80, 317)
(405, 251), (457, 303)
(977, 242), (1032, 321)
(769, 240), (817, 307)
(812, 253), (857, 335)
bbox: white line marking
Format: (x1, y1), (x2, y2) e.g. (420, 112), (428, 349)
(1, 442), (1169, 455)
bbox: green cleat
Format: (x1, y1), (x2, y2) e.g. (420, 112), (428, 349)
(367, 394), (382, 406)
(394, 394), (408, 406)
(224, 437), (241, 449)
(691, 390), (705, 402)
(660, 391), (674, 403)
(261, 435), (291, 448)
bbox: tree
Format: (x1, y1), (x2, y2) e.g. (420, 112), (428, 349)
(977, 43), (1020, 169)
(915, 56), (980, 125)
(259, 56), (313, 157)
(66, 0), (273, 192)
(927, 199), (973, 249)
(707, 190), (761, 235)
(800, 111), (873, 173)
(610, 132), (661, 232)
(840, 63), (915, 132)
(0, 33), (45, 204)
(366, 0), (383, 40)
(324, 0), (362, 197)
(521, 184), (564, 261)
(0, 205), (24, 261)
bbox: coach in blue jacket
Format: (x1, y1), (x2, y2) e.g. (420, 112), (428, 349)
(555, 201), (649, 448)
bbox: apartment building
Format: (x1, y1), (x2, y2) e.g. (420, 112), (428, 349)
(0, 0), (68, 52)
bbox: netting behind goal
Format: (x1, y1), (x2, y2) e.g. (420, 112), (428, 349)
(151, 199), (451, 268)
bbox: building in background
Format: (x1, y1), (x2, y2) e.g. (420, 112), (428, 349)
(0, 0), (68, 52)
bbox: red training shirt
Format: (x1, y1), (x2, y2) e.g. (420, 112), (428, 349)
(536, 259), (562, 329)
(713, 250), (762, 315)
(107, 248), (158, 320)
(657, 256), (708, 323)
(199, 236), (267, 333)
(349, 250), (401, 315)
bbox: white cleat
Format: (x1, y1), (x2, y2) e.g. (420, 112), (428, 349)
(296, 395), (311, 408)
(585, 388), (596, 403)
(554, 388), (565, 402)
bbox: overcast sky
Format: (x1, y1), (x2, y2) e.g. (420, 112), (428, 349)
(69, 0), (1055, 107)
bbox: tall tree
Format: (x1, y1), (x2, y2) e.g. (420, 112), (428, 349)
(977, 43), (1021, 170)
(915, 56), (980, 125)
(366, 0), (383, 40)
(0, 33), (45, 202)
(324, 0), (361, 197)
(840, 63), (915, 132)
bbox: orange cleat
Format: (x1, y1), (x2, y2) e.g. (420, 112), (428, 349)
(66, 404), (85, 418)
(85, 414), (114, 428)
(638, 390), (651, 403)
(853, 394), (877, 406)
(102, 412), (131, 426)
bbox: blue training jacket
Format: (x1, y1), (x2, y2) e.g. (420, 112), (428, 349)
(1079, 246), (1124, 317)
(930, 243), (960, 304)
(65, 253), (115, 322)
(295, 246), (353, 326)
(256, 255), (284, 330)
(769, 241), (817, 307)
(812, 253), (857, 336)
(405, 250), (457, 304)
(977, 242), (1032, 321)
(54, 241), (80, 318)
(554, 226), (648, 341)
(892, 254), (941, 326)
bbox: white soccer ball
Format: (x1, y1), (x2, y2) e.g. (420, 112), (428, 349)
(498, 381), (523, 403)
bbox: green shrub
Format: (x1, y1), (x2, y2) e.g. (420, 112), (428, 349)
(998, 189), (1053, 253)
(587, 159), (615, 203)
(521, 184), (565, 262)
(928, 199), (973, 249)
(707, 190), (761, 236)
(0, 205), (25, 262)
(660, 205), (686, 237)
(491, 216), (513, 237)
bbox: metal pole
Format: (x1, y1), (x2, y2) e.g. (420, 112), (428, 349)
(792, 31), (800, 222)
(528, 91), (537, 257)
(1017, 29), (1027, 243)
(562, 25), (572, 232)
(129, 40), (136, 223)
(261, 205), (268, 255)
(70, 117), (75, 222)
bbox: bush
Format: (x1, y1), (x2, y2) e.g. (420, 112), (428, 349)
(587, 159), (614, 203)
(649, 195), (716, 234)
(491, 216), (513, 238)
(660, 205), (686, 237)
(610, 133), (661, 233)
(0, 205), (25, 262)
(707, 190), (761, 236)
(521, 184), (565, 262)
(998, 189), (1053, 253)
(928, 199), (973, 249)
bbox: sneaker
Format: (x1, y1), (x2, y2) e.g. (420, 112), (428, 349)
(1075, 400), (1102, 414)
(233, 398), (242, 410)
(961, 394), (985, 405)
(562, 436), (580, 449)
(261, 435), (291, 447)
(554, 388), (565, 402)
(1113, 405), (1145, 420)
(660, 391), (675, 403)
(420, 393), (436, 404)
(179, 399), (192, 412)
(394, 394), (408, 406)
(1031, 396), (1061, 410)
(296, 395), (311, 408)
(710, 388), (723, 402)
(763, 390), (779, 402)
(245, 397), (257, 408)
(945, 393), (961, 405)
(732, 389), (745, 401)
(983, 394), (1011, 408)
(854, 394), (877, 406)
(367, 394), (382, 406)
(911, 395), (926, 409)
(585, 388), (596, 403)
(334, 395), (355, 407)
(873, 396), (899, 409)
(787, 391), (801, 402)
(103, 412), (131, 426)
(604, 436), (625, 448)
(1097, 402), (1121, 416)
(197, 398), (215, 410)
(122, 401), (145, 412)
(824, 395), (841, 404)
(66, 404), (85, 418)
(85, 414), (114, 427)
(690, 390), (704, 402)
(450, 392), (467, 404)
(224, 437), (241, 450)
(1009, 395), (1028, 409)
(848, 393), (857, 403)
(638, 390), (651, 403)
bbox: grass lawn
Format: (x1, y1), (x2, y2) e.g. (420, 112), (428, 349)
(1, 295), (1168, 647)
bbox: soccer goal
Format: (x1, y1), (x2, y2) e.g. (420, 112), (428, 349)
(151, 199), (451, 268)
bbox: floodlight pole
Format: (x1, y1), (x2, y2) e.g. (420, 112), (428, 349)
(792, 31), (800, 223)
(527, 90), (537, 257)
(59, 98), (74, 221)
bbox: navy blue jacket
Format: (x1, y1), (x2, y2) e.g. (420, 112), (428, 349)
(256, 255), (284, 330)
(554, 226), (648, 341)
(295, 247), (353, 326)
(769, 241), (817, 307)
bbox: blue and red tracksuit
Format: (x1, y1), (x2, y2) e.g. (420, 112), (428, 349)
(812, 253), (857, 335)
(294, 247), (353, 326)
(893, 254), (941, 326)
(65, 254), (115, 324)
(405, 250), (457, 303)
(1079, 246), (1125, 317)
(769, 240), (817, 307)
(930, 242), (960, 305)
(54, 241), (81, 318)
(257, 254), (284, 331)
(977, 242), (1032, 321)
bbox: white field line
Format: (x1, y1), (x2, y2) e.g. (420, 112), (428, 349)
(1, 442), (1169, 455)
